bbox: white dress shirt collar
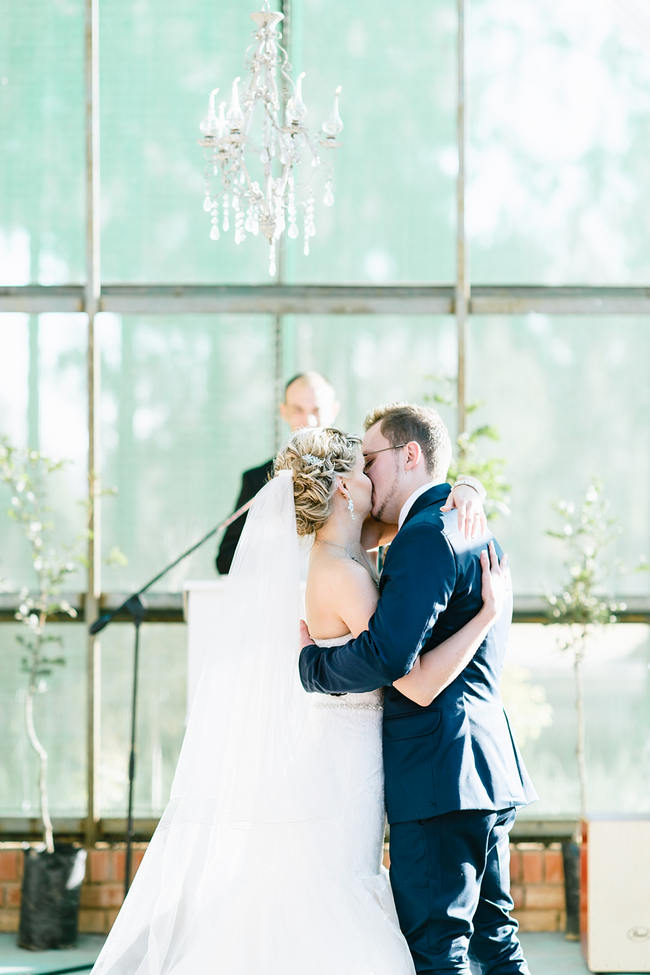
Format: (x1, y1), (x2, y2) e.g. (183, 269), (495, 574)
(397, 481), (438, 530)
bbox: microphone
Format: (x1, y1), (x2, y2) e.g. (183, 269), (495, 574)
(89, 613), (112, 635)
(87, 496), (255, 635)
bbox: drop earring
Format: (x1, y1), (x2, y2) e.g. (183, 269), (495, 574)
(347, 495), (356, 520)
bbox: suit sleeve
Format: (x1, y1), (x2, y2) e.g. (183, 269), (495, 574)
(215, 471), (254, 575)
(299, 522), (457, 693)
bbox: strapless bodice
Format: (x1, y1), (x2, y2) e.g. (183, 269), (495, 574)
(314, 633), (356, 648)
(311, 633), (383, 711)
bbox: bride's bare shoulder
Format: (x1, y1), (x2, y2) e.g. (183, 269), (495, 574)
(308, 549), (373, 593)
(306, 551), (378, 638)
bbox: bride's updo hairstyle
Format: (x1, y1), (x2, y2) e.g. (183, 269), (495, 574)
(274, 427), (361, 536)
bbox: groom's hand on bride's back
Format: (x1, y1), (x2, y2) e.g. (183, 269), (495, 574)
(441, 483), (488, 538)
(299, 619), (346, 695)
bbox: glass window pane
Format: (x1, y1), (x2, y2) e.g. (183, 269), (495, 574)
(506, 623), (650, 817)
(289, 0), (456, 283)
(100, 0), (456, 284)
(99, 623), (185, 817)
(0, 314), (87, 590)
(0, 622), (86, 817)
(0, 1), (84, 284)
(98, 314), (276, 590)
(468, 316), (650, 595)
(281, 315), (458, 433)
(469, 0), (650, 284)
(100, 1), (273, 283)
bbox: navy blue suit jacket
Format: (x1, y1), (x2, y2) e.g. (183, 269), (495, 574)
(299, 483), (537, 824)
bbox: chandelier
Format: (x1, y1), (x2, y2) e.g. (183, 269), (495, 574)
(198, 1), (343, 276)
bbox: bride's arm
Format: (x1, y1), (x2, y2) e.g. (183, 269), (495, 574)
(440, 479), (488, 537)
(360, 514), (397, 551)
(393, 541), (509, 708)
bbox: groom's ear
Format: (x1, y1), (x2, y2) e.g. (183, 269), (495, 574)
(404, 441), (422, 470)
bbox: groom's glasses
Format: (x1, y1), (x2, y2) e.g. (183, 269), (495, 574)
(362, 442), (409, 472)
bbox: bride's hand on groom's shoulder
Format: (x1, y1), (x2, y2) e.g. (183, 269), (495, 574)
(479, 540), (511, 622)
(441, 483), (488, 539)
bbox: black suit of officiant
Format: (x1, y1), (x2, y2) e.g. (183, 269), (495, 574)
(215, 459), (274, 574)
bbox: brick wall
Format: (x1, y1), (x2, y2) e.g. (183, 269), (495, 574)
(383, 840), (566, 933)
(79, 846), (147, 934)
(0, 843), (147, 936)
(1, 840), (566, 936)
(0, 848), (21, 933)
(509, 842), (566, 932)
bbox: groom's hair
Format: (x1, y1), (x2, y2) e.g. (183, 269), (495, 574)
(364, 402), (452, 479)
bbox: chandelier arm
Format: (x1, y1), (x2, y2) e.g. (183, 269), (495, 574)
(265, 67), (281, 115)
(237, 156), (263, 210)
(299, 129), (321, 164)
(273, 162), (293, 204)
(276, 42), (291, 81)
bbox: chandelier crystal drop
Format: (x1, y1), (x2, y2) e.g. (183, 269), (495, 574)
(198, 0), (342, 276)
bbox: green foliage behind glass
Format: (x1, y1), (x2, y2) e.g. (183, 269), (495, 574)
(426, 374), (511, 519)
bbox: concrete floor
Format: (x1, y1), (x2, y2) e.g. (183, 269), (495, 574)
(0, 932), (103, 974)
(0, 931), (641, 974)
(522, 933), (592, 973)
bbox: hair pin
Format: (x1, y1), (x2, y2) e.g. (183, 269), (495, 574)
(302, 453), (324, 466)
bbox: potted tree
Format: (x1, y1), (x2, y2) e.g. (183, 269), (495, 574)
(544, 481), (624, 939)
(0, 439), (87, 949)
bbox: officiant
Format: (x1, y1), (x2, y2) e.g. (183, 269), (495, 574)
(215, 371), (340, 573)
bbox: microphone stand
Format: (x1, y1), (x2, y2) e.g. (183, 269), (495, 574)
(88, 497), (254, 898)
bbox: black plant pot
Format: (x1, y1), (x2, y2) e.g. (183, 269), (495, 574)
(18, 843), (87, 950)
(561, 837), (581, 940)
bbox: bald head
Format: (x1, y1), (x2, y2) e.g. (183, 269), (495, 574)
(279, 372), (340, 431)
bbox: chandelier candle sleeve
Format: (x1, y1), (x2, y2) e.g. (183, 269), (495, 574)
(198, 0), (342, 276)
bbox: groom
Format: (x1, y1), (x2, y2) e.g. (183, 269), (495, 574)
(299, 403), (537, 975)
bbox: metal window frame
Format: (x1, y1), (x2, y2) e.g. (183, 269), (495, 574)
(0, 814), (580, 844)
(2, 283), (650, 315)
(1, 0), (648, 840)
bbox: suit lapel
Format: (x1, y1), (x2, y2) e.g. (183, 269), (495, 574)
(379, 483), (451, 585)
(402, 482), (451, 528)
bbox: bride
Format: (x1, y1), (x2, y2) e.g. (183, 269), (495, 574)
(92, 427), (507, 975)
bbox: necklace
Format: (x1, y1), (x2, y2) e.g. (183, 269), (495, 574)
(314, 539), (379, 585)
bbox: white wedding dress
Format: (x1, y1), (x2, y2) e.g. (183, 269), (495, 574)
(91, 472), (415, 974)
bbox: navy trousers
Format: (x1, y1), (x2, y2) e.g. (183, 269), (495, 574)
(389, 808), (530, 975)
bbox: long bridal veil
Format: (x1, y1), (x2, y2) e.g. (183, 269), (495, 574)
(91, 470), (335, 974)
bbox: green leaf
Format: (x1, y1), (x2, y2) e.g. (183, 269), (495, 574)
(472, 424), (500, 441)
(41, 635), (64, 646)
(105, 546), (128, 567)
